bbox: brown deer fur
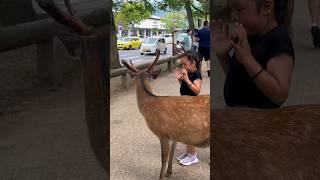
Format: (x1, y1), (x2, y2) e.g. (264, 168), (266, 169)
(136, 75), (210, 147)
(213, 105), (320, 180)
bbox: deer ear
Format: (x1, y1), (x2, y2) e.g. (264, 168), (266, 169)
(151, 69), (161, 79)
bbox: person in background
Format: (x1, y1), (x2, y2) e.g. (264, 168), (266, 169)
(177, 29), (193, 51)
(197, 21), (211, 76)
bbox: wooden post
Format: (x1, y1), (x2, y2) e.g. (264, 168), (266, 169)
(167, 61), (172, 72)
(36, 38), (53, 83)
(36, 37), (70, 88)
(121, 74), (130, 89)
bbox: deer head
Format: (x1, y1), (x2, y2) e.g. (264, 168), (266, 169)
(121, 49), (162, 80)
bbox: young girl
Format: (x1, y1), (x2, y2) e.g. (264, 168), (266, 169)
(212, 0), (294, 109)
(175, 50), (202, 166)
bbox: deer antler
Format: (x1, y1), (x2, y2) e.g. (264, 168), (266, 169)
(130, 60), (140, 72)
(181, 46), (186, 53)
(36, 0), (91, 35)
(147, 49), (160, 72)
(121, 60), (139, 73)
(174, 45), (186, 54)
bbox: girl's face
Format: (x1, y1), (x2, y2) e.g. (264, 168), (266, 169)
(228, 0), (270, 35)
(181, 57), (195, 72)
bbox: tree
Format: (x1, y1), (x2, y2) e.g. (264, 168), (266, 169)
(160, 12), (188, 31)
(113, 1), (154, 33)
(110, 12), (121, 69)
(155, 0), (209, 29)
(192, 0), (210, 21)
(184, 0), (195, 30)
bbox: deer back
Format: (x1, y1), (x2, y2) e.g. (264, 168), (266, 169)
(141, 94), (210, 147)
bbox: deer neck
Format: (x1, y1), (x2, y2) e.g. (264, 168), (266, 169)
(135, 75), (156, 113)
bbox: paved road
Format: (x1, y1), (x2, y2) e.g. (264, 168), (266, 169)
(118, 44), (173, 66)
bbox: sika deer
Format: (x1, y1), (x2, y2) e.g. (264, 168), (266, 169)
(122, 51), (210, 180)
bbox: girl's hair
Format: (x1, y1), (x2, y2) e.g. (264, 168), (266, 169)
(255, 0), (291, 28)
(184, 50), (201, 70)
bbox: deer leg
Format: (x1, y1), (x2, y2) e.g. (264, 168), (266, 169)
(166, 140), (177, 177)
(159, 138), (170, 180)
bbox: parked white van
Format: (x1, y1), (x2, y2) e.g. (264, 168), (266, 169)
(140, 37), (167, 55)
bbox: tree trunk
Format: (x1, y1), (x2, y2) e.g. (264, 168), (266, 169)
(205, 0), (210, 21)
(184, 0), (195, 31)
(110, 12), (121, 69)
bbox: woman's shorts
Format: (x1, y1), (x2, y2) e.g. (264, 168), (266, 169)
(198, 47), (210, 61)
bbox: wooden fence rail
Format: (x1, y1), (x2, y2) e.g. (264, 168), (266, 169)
(111, 54), (184, 88)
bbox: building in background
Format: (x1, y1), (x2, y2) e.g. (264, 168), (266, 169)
(118, 16), (168, 38)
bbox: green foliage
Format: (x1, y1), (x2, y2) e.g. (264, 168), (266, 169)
(112, 0), (122, 12)
(160, 12), (188, 31)
(192, 0), (208, 19)
(157, 0), (185, 11)
(156, 0), (209, 28)
(113, 1), (154, 31)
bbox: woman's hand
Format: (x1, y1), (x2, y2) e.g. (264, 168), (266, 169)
(212, 19), (234, 56)
(231, 23), (254, 65)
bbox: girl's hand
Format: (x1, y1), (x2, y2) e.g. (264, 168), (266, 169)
(231, 23), (254, 65)
(212, 19), (234, 56)
(180, 68), (189, 82)
(175, 67), (183, 80)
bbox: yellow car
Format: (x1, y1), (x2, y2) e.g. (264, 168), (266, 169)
(117, 36), (142, 50)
